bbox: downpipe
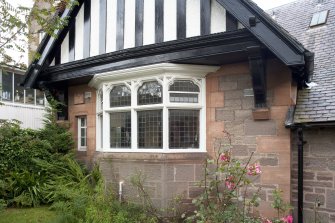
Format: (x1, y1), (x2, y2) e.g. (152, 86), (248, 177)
(297, 128), (304, 223)
(119, 181), (124, 202)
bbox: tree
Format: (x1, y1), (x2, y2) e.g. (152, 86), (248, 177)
(0, 0), (77, 69)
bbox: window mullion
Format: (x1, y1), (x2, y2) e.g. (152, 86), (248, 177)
(163, 76), (169, 152)
(131, 81), (137, 150)
(102, 84), (110, 151)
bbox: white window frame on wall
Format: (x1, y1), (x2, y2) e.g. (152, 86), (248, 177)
(77, 116), (87, 151)
(90, 63), (219, 153)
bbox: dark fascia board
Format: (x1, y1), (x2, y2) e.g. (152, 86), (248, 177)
(38, 30), (259, 83)
(216, 0), (307, 66)
(285, 106), (335, 128)
(22, 0), (84, 89)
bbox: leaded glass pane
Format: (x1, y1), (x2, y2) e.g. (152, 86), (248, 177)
(169, 110), (199, 149)
(138, 110), (162, 148)
(169, 80), (199, 92)
(110, 112), (131, 148)
(81, 137), (86, 147)
(80, 118), (86, 127)
(170, 93), (198, 103)
(110, 85), (131, 107)
(138, 81), (162, 105)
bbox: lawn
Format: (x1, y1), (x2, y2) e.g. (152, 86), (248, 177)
(0, 207), (57, 223)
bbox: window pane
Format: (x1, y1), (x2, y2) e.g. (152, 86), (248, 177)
(80, 118), (86, 127)
(110, 112), (131, 148)
(169, 80), (199, 92)
(36, 90), (45, 105)
(25, 88), (35, 104)
(1, 70), (12, 101)
(170, 93), (198, 103)
(310, 13), (319, 26)
(110, 85), (131, 107)
(169, 110), (199, 149)
(318, 10), (328, 24)
(138, 81), (162, 105)
(81, 137), (86, 147)
(14, 73), (24, 103)
(81, 128), (86, 136)
(138, 110), (162, 148)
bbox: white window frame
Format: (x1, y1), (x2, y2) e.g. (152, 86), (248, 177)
(90, 63), (219, 153)
(77, 116), (87, 151)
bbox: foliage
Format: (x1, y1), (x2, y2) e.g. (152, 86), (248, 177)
(185, 132), (293, 223)
(39, 98), (74, 154)
(0, 99), (72, 207)
(271, 189), (292, 219)
(0, 0), (78, 68)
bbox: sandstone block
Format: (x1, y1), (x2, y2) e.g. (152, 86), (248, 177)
(245, 120), (276, 136)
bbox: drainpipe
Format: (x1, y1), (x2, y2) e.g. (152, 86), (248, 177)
(297, 127), (304, 223)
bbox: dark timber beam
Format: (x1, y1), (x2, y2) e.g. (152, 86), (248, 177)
(155, 0), (164, 43)
(116, 0), (125, 50)
(135, 0), (144, 47)
(177, 0), (186, 39)
(200, 0), (211, 35)
(83, 0), (91, 58)
(69, 19), (76, 61)
(247, 46), (267, 108)
(226, 12), (238, 31)
(39, 31), (259, 83)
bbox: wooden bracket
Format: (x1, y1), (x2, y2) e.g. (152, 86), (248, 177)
(247, 46), (267, 108)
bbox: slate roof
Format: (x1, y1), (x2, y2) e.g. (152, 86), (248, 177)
(268, 0), (335, 124)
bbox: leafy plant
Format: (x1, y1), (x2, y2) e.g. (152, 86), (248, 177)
(271, 189), (292, 219)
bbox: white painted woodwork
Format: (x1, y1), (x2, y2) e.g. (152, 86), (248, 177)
(238, 22), (245, 29)
(0, 102), (46, 129)
(106, 0), (117, 52)
(124, 0), (136, 49)
(90, 0), (100, 56)
(55, 0), (231, 64)
(143, 0), (155, 45)
(211, 0), (226, 34)
(164, 0), (177, 42)
(89, 63), (219, 153)
(186, 0), (201, 38)
(75, 4), (84, 60)
(61, 33), (69, 63)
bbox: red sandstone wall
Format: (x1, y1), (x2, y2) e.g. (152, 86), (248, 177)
(68, 85), (96, 164)
(206, 59), (294, 217)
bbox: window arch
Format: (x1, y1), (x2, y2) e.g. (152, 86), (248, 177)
(137, 81), (162, 105)
(110, 85), (131, 107)
(169, 80), (200, 103)
(169, 80), (200, 92)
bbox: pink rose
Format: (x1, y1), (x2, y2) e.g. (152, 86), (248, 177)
(247, 163), (262, 176)
(220, 151), (231, 162)
(281, 215), (293, 223)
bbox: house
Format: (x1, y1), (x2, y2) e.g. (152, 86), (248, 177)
(0, 65), (46, 129)
(268, 0), (335, 222)
(22, 0), (315, 219)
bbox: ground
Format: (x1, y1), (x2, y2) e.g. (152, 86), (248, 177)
(0, 207), (56, 223)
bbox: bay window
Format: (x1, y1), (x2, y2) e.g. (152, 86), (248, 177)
(92, 63), (219, 153)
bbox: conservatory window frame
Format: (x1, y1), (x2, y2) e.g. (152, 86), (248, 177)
(98, 76), (206, 153)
